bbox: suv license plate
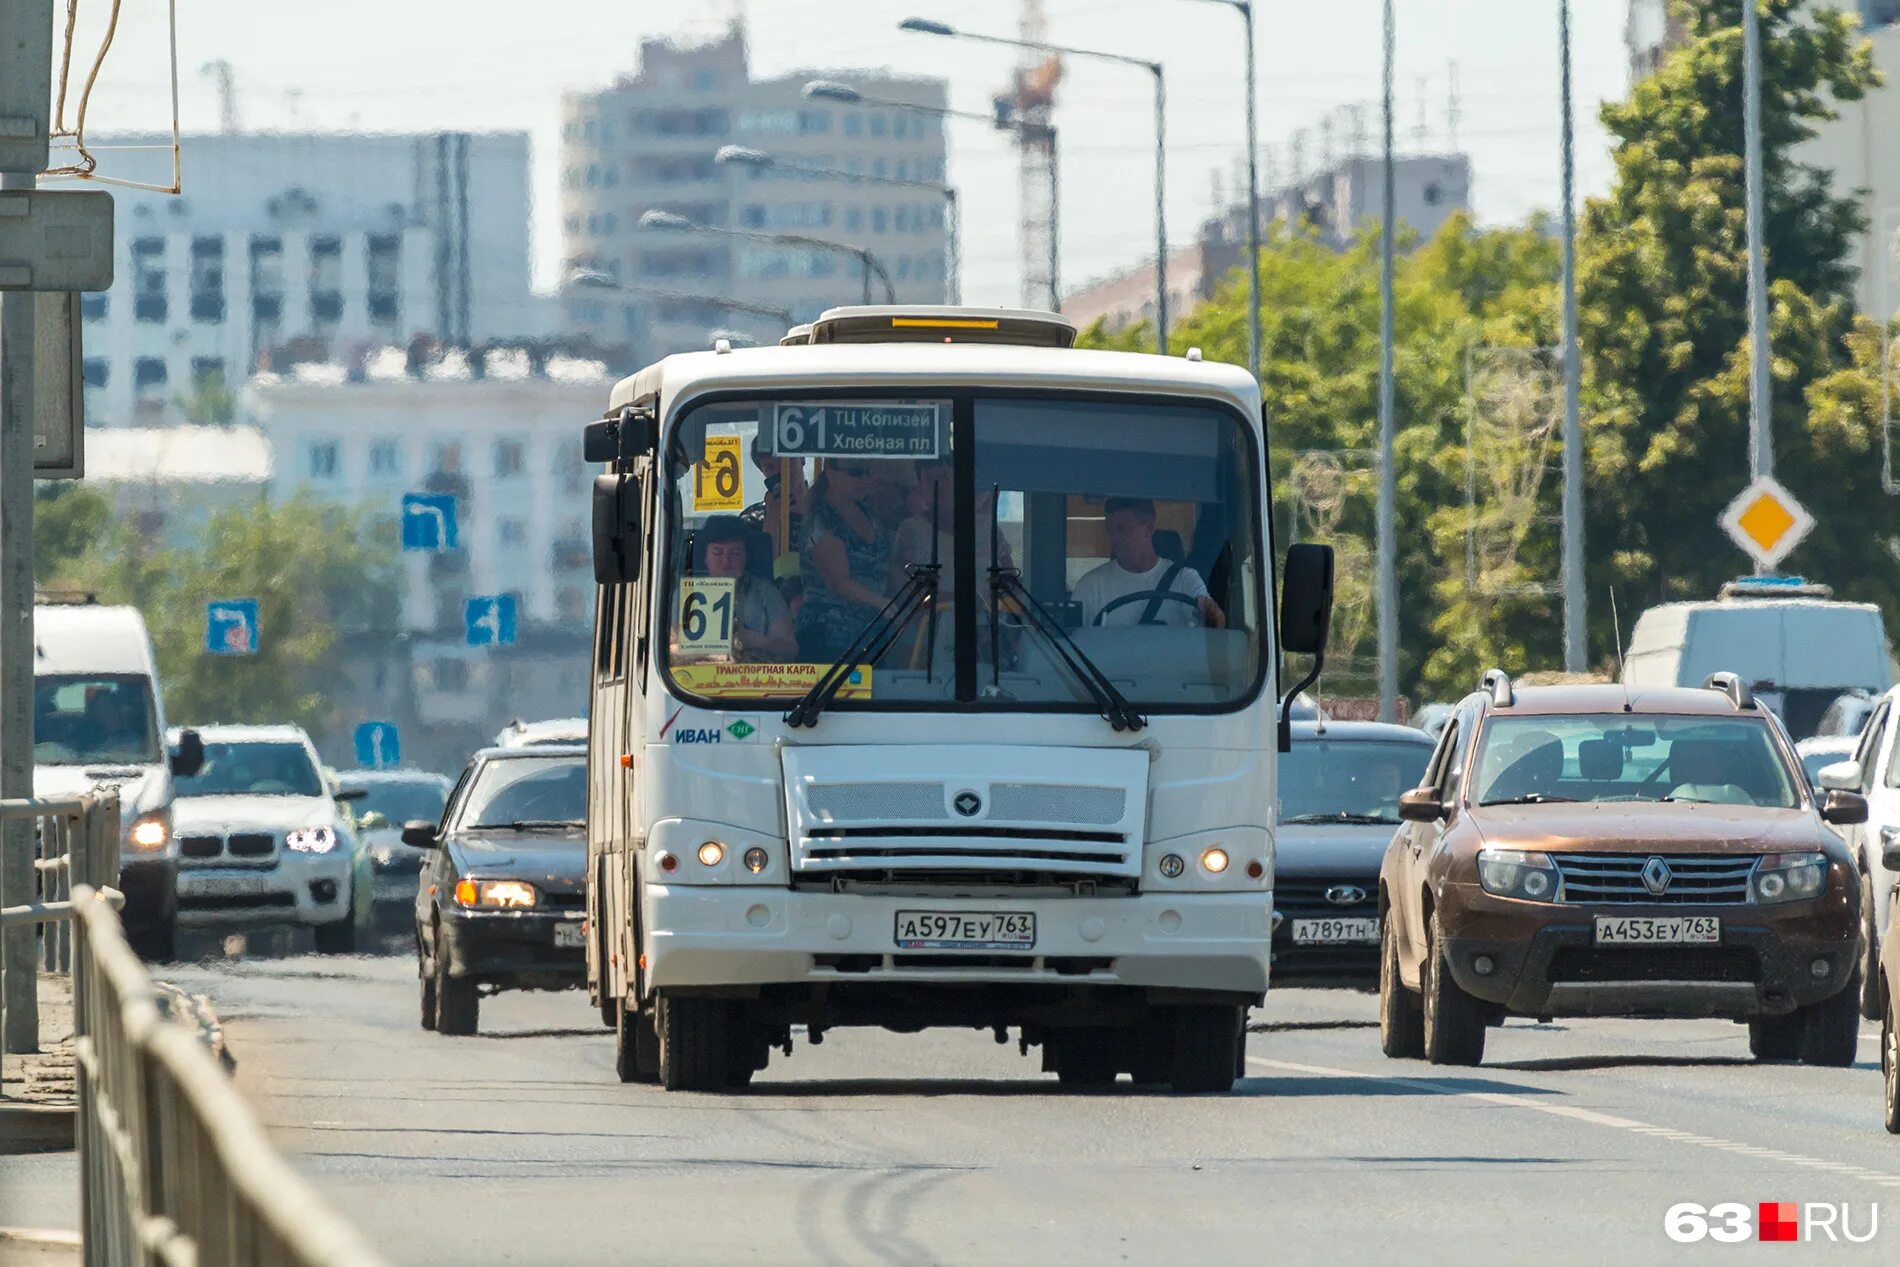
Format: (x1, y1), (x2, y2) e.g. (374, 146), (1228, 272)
(1290, 917), (1379, 945)
(1594, 915), (1721, 945)
(894, 910), (1036, 951)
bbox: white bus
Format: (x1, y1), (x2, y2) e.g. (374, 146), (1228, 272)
(584, 307), (1332, 1092)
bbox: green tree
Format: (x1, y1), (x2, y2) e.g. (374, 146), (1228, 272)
(45, 494), (398, 732)
(1579, 0), (1891, 623)
(174, 369), (236, 427)
(33, 484), (112, 586)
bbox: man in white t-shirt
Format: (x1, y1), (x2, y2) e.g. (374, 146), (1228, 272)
(1073, 498), (1225, 628)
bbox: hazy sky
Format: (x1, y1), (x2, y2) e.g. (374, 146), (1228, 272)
(72, 0), (1629, 305)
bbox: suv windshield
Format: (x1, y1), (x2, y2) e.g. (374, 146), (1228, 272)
(1280, 739), (1433, 823)
(661, 393), (1262, 712)
(34, 674), (160, 766)
(1471, 715), (1800, 809)
(177, 741), (324, 798)
(457, 756), (585, 828)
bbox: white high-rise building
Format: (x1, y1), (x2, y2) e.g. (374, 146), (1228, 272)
(558, 27), (951, 361)
(81, 132), (543, 429)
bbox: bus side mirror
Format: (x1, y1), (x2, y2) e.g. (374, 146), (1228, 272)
(593, 474), (642, 586)
(169, 728), (204, 779)
(584, 408), (657, 464)
(1277, 544), (1335, 754)
(582, 418), (617, 463)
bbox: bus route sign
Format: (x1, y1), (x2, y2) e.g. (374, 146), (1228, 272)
(770, 402), (944, 460)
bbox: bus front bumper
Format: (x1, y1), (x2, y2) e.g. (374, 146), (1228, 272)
(642, 885), (1273, 998)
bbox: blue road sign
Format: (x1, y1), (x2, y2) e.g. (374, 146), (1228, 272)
(354, 721), (401, 769)
(400, 493), (458, 551)
(464, 594), (518, 647)
(205, 599), (260, 655)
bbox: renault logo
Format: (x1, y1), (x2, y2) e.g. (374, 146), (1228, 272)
(1641, 857), (1673, 896)
(952, 790), (983, 818)
(1326, 885), (1367, 906)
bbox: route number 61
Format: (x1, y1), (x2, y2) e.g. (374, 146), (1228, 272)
(676, 578), (736, 657)
(1665, 1203), (1752, 1244)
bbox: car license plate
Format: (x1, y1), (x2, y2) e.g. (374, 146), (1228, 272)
(182, 874), (272, 899)
(1594, 915), (1721, 945)
(1290, 917), (1379, 945)
(552, 922), (585, 949)
(894, 910), (1035, 951)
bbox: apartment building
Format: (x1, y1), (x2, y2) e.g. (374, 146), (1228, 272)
(558, 26), (951, 360)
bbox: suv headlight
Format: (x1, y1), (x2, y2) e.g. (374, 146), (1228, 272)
(1752, 852), (1828, 905)
(286, 825), (338, 854)
(127, 810), (170, 853)
(1476, 848), (1560, 901)
(454, 878), (538, 909)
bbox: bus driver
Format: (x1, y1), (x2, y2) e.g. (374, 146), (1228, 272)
(1073, 497), (1225, 629)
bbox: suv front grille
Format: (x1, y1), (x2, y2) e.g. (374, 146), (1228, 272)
(1553, 853), (1756, 905)
(1548, 946), (1758, 984)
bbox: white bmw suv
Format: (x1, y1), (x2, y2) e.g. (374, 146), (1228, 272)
(168, 724), (372, 953)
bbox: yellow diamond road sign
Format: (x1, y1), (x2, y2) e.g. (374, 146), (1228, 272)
(1719, 476), (1813, 569)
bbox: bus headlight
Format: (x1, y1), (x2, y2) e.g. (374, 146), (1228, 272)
(127, 811), (170, 852)
(1200, 847), (1230, 874)
(697, 841), (726, 868)
(743, 847), (769, 874)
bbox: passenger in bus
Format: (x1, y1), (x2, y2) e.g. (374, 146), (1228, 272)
(740, 431), (806, 569)
(1073, 497), (1225, 628)
(796, 462), (895, 661)
(698, 515), (799, 663)
(891, 458), (1011, 595)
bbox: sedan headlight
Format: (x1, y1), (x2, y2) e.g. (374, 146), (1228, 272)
(1752, 852), (1828, 905)
(1476, 848), (1560, 901)
(285, 825), (338, 854)
(127, 810), (170, 852)
(454, 878), (538, 909)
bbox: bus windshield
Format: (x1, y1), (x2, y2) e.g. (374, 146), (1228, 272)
(661, 392), (1263, 712)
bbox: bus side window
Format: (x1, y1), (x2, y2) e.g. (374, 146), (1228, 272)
(630, 463), (656, 672)
(595, 584), (625, 681)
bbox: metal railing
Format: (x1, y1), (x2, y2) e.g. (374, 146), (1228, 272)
(0, 792), (123, 972)
(70, 884), (385, 1267)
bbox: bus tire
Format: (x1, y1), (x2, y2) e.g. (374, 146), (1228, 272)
(1168, 1005), (1242, 1094)
(658, 994), (733, 1092)
(615, 1000), (659, 1084)
(1052, 1029), (1120, 1088)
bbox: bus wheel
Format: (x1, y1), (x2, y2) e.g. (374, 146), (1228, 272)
(1052, 1029), (1121, 1088)
(1168, 1005), (1242, 1094)
(615, 1000), (659, 1084)
(657, 994), (733, 1092)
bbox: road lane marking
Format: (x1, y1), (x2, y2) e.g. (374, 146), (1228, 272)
(1247, 1055), (1900, 1189)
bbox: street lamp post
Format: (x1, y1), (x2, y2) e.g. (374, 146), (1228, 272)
(1741, 0), (1774, 490)
(565, 269), (795, 331)
(1376, 0), (1398, 722)
(1559, 0), (1586, 672)
(715, 145), (954, 304)
(638, 208), (895, 305)
(1190, 0), (1261, 386)
(900, 19), (1168, 355)
(805, 80), (1062, 311)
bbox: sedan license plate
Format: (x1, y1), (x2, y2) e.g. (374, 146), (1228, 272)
(1291, 917), (1379, 945)
(894, 910), (1035, 951)
(1594, 915), (1721, 945)
(552, 922), (585, 949)
(183, 874), (272, 899)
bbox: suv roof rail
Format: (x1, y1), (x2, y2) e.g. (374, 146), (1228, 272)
(1703, 672), (1755, 710)
(1481, 669), (1514, 708)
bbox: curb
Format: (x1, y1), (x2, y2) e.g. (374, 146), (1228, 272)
(0, 1103), (75, 1155)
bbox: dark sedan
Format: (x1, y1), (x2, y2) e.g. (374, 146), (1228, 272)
(407, 746), (587, 1035)
(1273, 721), (1435, 989)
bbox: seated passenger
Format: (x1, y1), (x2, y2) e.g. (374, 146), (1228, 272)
(1667, 739), (1754, 805)
(1073, 498), (1224, 628)
(699, 515), (798, 663)
(796, 463), (894, 662)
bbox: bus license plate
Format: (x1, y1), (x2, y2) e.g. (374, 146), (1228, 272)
(894, 910), (1036, 951)
(1291, 917), (1379, 945)
(552, 923), (585, 949)
(1594, 915), (1720, 945)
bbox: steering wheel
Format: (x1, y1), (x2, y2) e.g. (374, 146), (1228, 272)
(1093, 589), (1201, 626)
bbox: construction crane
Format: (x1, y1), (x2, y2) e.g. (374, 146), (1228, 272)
(995, 0), (1061, 310)
(201, 60), (239, 134)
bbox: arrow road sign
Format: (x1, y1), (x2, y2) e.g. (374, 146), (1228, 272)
(354, 721), (401, 769)
(205, 599), (260, 655)
(1719, 476), (1814, 571)
(401, 493), (458, 551)
(464, 594), (518, 647)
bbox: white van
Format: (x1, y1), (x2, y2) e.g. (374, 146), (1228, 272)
(1624, 583), (1895, 740)
(33, 598), (202, 958)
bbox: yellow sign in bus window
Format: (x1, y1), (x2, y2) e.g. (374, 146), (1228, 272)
(693, 434), (745, 511)
(675, 577), (737, 658)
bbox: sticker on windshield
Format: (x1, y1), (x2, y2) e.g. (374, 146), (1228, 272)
(692, 434), (745, 511)
(770, 402), (944, 460)
(675, 578), (736, 658)
(671, 662), (872, 699)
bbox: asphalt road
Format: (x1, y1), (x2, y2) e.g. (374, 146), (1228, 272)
(148, 946), (1900, 1267)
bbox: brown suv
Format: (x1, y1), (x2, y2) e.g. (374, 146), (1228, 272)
(1378, 672), (1868, 1067)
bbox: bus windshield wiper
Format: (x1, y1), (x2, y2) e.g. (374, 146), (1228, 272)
(988, 566), (1145, 733)
(784, 561), (939, 728)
